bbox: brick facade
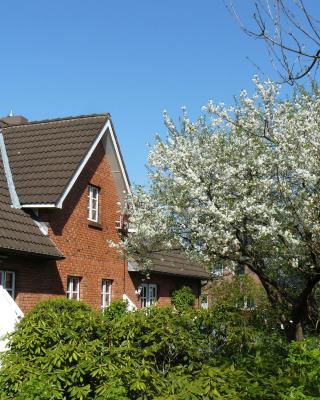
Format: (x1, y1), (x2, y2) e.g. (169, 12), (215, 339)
(2, 139), (202, 313)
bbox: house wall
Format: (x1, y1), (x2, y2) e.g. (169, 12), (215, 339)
(128, 272), (201, 308)
(0, 254), (63, 311)
(39, 141), (130, 311)
(5, 140), (203, 313)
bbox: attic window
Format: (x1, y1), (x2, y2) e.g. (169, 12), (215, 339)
(88, 185), (100, 222)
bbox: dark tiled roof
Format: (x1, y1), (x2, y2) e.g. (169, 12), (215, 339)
(0, 153), (63, 258)
(2, 114), (108, 204)
(131, 251), (211, 280)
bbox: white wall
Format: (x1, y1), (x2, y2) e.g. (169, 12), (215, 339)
(0, 285), (23, 351)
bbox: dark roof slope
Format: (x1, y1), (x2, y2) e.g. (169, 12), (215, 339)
(0, 153), (63, 258)
(2, 114), (108, 204)
(130, 251), (211, 280)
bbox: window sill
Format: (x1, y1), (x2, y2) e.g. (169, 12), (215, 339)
(88, 221), (103, 230)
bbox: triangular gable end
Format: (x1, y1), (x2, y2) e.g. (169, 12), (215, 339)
(103, 119), (131, 209)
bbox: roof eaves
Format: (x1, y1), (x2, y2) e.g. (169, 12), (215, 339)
(21, 203), (56, 209)
(128, 259), (211, 280)
(0, 246), (64, 260)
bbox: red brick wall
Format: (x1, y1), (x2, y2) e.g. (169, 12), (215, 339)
(128, 272), (201, 308)
(3, 140), (202, 313)
(39, 141), (127, 310)
(0, 255), (63, 311)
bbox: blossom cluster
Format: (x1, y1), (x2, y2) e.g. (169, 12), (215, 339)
(123, 78), (320, 292)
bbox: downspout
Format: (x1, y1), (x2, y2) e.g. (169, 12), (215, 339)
(123, 257), (126, 298)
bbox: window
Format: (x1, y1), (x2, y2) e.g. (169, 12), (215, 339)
(236, 296), (256, 311)
(88, 185), (99, 222)
(235, 264), (245, 275)
(67, 276), (80, 300)
(243, 297), (256, 310)
(140, 283), (157, 308)
(212, 265), (225, 278)
(101, 280), (112, 309)
(0, 270), (15, 298)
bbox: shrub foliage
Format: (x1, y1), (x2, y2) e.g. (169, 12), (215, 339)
(171, 286), (195, 311)
(0, 298), (319, 399)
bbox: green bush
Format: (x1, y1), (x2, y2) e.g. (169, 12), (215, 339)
(0, 299), (104, 399)
(171, 286), (195, 311)
(102, 298), (128, 321)
(0, 298), (319, 399)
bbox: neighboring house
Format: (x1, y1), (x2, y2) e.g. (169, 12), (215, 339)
(0, 113), (210, 314)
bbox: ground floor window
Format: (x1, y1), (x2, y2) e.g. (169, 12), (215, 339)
(67, 276), (80, 300)
(0, 270), (15, 298)
(101, 279), (112, 309)
(243, 297), (256, 310)
(140, 283), (157, 308)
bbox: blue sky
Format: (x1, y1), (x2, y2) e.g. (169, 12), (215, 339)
(0, 1), (278, 185)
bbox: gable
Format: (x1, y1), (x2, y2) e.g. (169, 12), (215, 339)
(55, 118), (130, 209)
(104, 120), (131, 208)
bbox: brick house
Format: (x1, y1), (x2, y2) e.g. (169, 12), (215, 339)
(0, 113), (210, 314)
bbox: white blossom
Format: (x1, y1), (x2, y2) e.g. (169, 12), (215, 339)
(122, 79), (320, 291)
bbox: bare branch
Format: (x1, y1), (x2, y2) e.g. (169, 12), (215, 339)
(226, 0), (320, 83)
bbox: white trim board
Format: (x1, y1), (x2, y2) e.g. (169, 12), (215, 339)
(22, 203), (56, 208)
(108, 121), (131, 195)
(0, 131), (21, 209)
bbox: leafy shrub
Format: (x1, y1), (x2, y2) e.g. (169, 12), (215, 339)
(209, 274), (268, 310)
(0, 298), (319, 399)
(102, 299), (128, 321)
(171, 286), (195, 311)
(284, 338), (320, 398)
(0, 299), (104, 399)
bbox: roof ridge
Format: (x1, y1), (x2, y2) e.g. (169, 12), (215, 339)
(3, 113), (110, 128)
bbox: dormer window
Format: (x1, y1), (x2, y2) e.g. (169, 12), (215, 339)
(88, 185), (100, 222)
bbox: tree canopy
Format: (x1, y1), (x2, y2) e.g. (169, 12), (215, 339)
(123, 78), (320, 340)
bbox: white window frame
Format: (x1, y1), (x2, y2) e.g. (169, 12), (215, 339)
(140, 283), (157, 308)
(212, 265), (225, 278)
(67, 276), (80, 300)
(0, 270), (15, 298)
(88, 185), (99, 222)
(101, 279), (112, 309)
(243, 297), (256, 310)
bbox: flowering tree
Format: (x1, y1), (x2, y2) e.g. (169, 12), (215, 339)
(123, 78), (320, 340)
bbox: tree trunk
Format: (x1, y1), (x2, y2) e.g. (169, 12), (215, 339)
(249, 267), (320, 341)
(285, 320), (304, 342)
(294, 322), (304, 341)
